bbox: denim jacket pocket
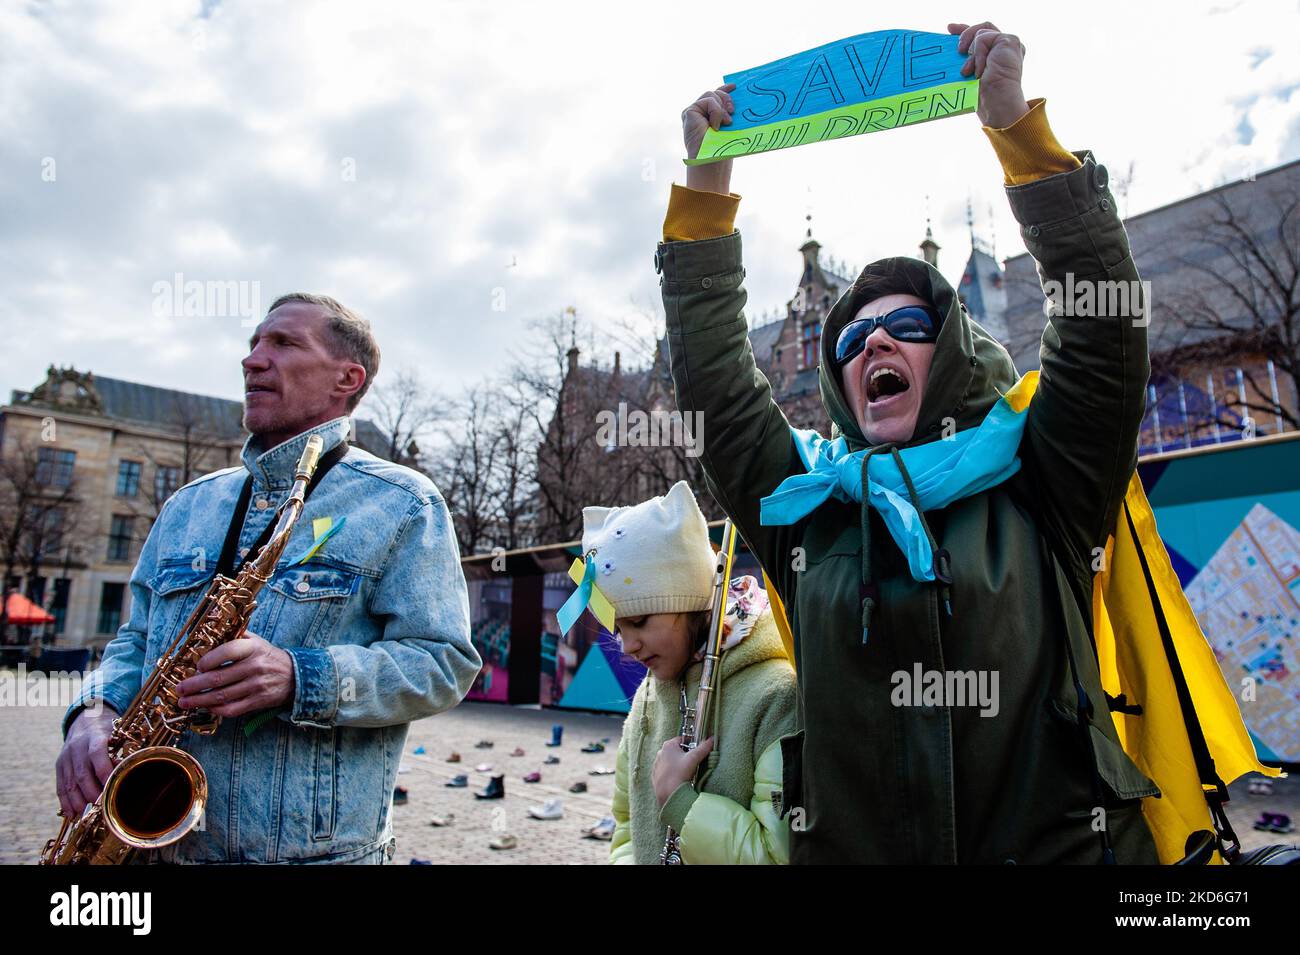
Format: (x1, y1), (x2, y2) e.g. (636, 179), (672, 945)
(263, 562), (361, 650)
(312, 726), (338, 840)
(145, 558), (213, 668)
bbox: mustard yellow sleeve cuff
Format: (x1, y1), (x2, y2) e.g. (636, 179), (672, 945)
(663, 182), (742, 242)
(982, 97), (1082, 186)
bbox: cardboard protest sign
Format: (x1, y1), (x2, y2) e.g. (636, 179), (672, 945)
(688, 29), (978, 165)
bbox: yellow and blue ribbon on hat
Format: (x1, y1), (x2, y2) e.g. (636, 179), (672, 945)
(558, 555), (616, 634)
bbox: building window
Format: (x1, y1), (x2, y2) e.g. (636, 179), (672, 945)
(35, 448), (76, 487)
(801, 321), (821, 369)
(116, 460), (142, 497)
(108, 515), (135, 562)
(97, 582), (126, 635)
(154, 465), (181, 503)
(51, 578), (71, 635)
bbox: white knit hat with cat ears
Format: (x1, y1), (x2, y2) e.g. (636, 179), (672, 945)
(579, 480), (715, 619)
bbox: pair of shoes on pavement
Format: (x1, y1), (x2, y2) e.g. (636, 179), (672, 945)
(583, 816), (616, 841)
(1254, 812), (1294, 833)
(529, 798), (564, 820)
(1248, 778), (1274, 795)
(475, 775), (506, 800)
(445, 774), (468, 788)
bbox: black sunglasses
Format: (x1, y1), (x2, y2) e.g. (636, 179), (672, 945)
(833, 305), (942, 367)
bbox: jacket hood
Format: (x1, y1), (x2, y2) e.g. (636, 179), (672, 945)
(817, 256), (1019, 449)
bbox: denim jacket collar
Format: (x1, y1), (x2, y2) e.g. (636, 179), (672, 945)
(240, 416), (352, 490)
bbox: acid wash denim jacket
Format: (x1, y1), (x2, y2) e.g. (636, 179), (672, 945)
(64, 417), (482, 864)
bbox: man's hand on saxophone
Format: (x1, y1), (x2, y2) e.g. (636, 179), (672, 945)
(55, 705), (117, 819)
(174, 629), (297, 718)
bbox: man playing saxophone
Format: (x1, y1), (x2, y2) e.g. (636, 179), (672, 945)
(52, 293), (482, 864)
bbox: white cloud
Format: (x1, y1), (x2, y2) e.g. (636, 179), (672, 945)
(1, 0), (1297, 414)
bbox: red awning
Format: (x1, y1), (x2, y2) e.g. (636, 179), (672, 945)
(3, 593), (55, 625)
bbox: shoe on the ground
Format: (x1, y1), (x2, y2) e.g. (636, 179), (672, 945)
(581, 741), (606, 753)
(489, 834), (518, 850)
(511, 746), (526, 757)
(1254, 812), (1279, 830)
(546, 724), (564, 747)
(392, 786), (409, 805)
(409, 857), (433, 865)
(523, 771), (542, 783)
(588, 766), (615, 776)
(583, 816), (616, 841)
(398, 762), (411, 774)
(568, 781), (588, 793)
(429, 813), (455, 827)
(544, 755), (560, 765)
(474, 762), (493, 773)
(475, 740), (494, 749)
(475, 775), (506, 800)
(1270, 813), (1294, 834)
(446, 751), (461, 763)
(445, 774), (468, 788)
(412, 746), (426, 755)
(529, 798), (564, 820)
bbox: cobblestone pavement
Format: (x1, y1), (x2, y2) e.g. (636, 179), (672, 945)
(2, 674), (1296, 864)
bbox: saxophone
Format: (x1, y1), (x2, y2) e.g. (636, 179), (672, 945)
(41, 436), (326, 865)
(661, 519), (737, 865)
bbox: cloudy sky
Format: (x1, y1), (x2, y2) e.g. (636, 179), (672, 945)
(3, 0), (1298, 418)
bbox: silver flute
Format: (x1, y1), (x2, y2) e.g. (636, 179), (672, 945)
(661, 519), (737, 865)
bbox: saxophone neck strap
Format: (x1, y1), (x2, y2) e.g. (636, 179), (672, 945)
(215, 442), (350, 579)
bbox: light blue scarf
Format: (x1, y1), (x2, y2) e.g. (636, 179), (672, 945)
(759, 386), (1031, 582)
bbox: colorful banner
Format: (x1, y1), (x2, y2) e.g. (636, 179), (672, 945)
(688, 29), (978, 165)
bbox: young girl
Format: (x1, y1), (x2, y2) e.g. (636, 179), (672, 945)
(569, 480), (796, 864)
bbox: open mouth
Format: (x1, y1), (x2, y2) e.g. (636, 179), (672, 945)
(245, 384), (275, 396)
(866, 366), (910, 404)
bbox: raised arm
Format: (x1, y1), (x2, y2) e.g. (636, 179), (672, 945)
(960, 22), (1148, 575)
(658, 87), (808, 599)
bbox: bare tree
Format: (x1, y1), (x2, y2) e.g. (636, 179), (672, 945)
(0, 439), (86, 642)
(131, 392), (238, 522)
(1156, 180), (1300, 431)
(437, 386), (505, 556)
(366, 368), (446, 468)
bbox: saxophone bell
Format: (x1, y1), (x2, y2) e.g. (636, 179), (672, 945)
(101, 746), (208, 851)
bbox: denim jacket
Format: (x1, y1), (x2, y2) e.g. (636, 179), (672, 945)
(65, 417), (482, 863)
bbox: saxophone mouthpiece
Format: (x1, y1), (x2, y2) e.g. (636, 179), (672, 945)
(296, 434), (324, 481)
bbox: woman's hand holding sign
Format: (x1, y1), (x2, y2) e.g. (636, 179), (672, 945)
(949, 21), (1031, 128)
(682, 83), (737, 195)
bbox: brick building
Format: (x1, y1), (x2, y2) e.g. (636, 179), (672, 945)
(0, 366), (389, 650)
